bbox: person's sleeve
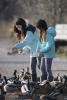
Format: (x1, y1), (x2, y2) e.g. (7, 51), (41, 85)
(13, 31), (34, 49)
(22, 46), (30, 54)
(40, 35), (54, 53)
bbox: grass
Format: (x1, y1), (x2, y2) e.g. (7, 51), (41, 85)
(0, 20), (16, 38)
(56, 52), (67, 59)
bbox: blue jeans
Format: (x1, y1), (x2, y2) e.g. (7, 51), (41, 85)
(40, 58), (53, 82)
(30, 57), (41, 82)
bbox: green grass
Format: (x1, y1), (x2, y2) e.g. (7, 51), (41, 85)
(56, 53), (67, 59)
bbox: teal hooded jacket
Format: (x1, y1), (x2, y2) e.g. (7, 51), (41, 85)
(37, 27), (56, 58)
(13, 31), (39, 57)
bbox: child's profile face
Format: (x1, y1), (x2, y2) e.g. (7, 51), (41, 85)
(16, 25), (22, 31)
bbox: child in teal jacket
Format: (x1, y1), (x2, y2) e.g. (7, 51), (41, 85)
(36, 19), (56, 82)
(12, 18), (40, 82)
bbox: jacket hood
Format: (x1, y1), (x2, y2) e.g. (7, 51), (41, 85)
(46, 27), (56, 37)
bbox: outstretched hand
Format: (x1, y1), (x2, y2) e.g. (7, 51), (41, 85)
(12, 48), (17, 52)
(37, 50), (43, 57)
(7, 47), (18, 55)
(39, 53), (43, 57)
(37, 50), (40, 53)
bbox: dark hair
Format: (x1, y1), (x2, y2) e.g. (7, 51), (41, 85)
(36, 19), (48, 31)
(14, 18), (36, 40)
(36, 19), (48, 42)
(14, 18), (26, 40)
(14, 25), (21, 40)
(16, 18), (26, 30)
